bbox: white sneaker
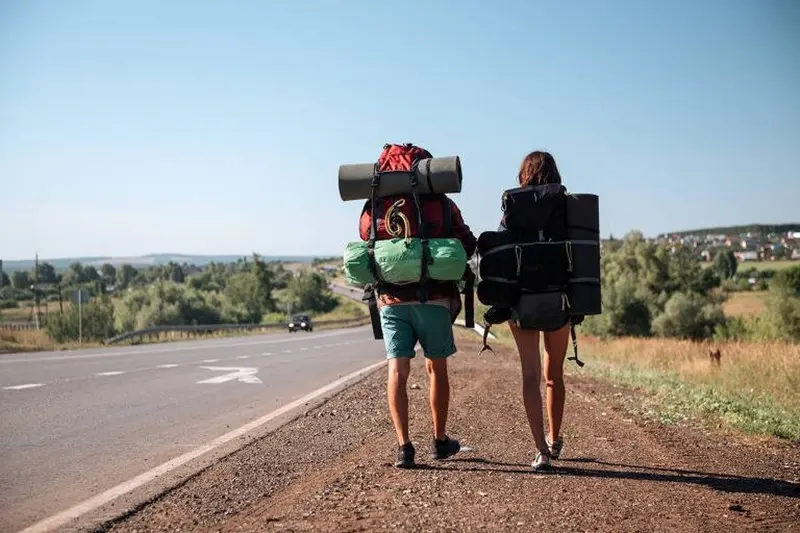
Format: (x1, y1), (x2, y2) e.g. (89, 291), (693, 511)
(547, 437), (564, 459)
(532, 451), (552, 471)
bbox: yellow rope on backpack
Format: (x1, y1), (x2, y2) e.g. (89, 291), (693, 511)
(385, 198), (412, 242)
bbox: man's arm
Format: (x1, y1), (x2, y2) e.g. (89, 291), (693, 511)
(449, 199), (477, 258)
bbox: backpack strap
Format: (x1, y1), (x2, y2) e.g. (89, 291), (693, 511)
(366, 169), (384, 285)
(440, 194), (452, 236)
(567, 322), (585, 367)
(362, 284), (383, 340)
(409, 161), (432, 303)
(462, 267), (475, 328)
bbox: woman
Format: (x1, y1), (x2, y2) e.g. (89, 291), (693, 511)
(506, 151), (570, 471)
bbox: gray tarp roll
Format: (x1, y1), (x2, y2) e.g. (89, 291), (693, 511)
(338, 156), (462, 201)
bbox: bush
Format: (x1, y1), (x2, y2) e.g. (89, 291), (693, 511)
(46, 298), (116, 343)
(651, 292), (725, 340)
(116, 282), (227, 331)
(582, 280), (652, 338)
(0, 299), (19, 309)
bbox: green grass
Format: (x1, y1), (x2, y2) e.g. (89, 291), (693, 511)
(312, 295), (367, 322)
(583, 360), (800, 441)
(701, 260), (798, 271)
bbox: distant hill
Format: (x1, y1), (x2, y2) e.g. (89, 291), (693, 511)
(658, 223), (800, 239)
(2, 253), (317, 272)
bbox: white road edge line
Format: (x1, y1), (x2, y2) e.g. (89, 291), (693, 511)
(16, 359), (387, 533)
(3, 383), (45, 390)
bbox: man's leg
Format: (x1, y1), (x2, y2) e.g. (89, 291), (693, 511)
(379, 305), (418, 468)
(388, 357), (412, 445)
(426, 358), (449, 440)
(412, 304), (461, 459)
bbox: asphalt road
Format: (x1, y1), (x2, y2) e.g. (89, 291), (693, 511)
(0, 326), (383, 533)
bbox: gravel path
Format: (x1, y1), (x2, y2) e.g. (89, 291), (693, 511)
(102, 334), (800, 533)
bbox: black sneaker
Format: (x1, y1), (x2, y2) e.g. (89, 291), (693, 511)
(431, 436), (461, 460)
(395, 442), (415, 468)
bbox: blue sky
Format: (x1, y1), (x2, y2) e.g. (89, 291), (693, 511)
(1, 0), (798, 260)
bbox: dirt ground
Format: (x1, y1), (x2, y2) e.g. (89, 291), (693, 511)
(101, 334), (800, 533)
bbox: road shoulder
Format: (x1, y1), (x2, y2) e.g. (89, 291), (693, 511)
(102, 335), (800, 533)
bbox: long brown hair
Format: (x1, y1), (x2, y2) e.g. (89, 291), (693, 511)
(518, 151), (562, 186)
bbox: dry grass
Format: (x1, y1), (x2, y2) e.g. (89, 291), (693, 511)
(579, 336), (800, 440)
(462, 309), (800, 439)
(722, 291), (768, 317)
(1, 300), (71, 322)
(581, 337), (800, 411)
(0, 329), (101, 352)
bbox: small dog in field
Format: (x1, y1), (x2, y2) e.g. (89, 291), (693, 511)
(709, 349), (722, 367)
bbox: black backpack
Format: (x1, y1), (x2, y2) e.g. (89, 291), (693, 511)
(476, 183), (591, 366)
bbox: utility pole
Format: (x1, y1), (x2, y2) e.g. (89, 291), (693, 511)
(33, 252), (40, 330)
(78, 289), (83, 346)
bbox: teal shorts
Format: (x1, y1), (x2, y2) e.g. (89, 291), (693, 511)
(379, 303), (457, 360)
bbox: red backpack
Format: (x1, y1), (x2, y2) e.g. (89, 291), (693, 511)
(358, 143), (474, 339)
(359, 143), (452, 242)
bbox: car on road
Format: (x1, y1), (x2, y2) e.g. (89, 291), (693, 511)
(288, 314), (313, 333)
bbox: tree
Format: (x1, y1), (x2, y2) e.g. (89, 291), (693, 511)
(83, 266), (100, 282)
(0, 267), (8, 288)
(164, 262), (185, 283)
(773, 265), (800, 297)
(286, 270), (337, 314)
(713, 250), (738, 280)
(251, 254), (276, 312)
(11, 271), (31, 290)
(116, 264), (138, 290)
(38, 262), (57, 284)
(101, 264), (117, 286)
(62, 263), (87, 286)
(224, 273), (265, 323)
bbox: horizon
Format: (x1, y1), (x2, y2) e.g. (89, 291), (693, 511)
(1, 1), (798, 259)
(4, 221), (799, 264)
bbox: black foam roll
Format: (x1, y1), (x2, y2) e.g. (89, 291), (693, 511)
(569, 242), (601, 280)
(566, 194), (599, 235)
(568, 281), (602, 316)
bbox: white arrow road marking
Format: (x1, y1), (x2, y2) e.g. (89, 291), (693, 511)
(157, 364), (179, 369)
(95, 371), (125, 377)
(197, 366), (262, 384)
(201, 359), (219, 363)
(236, 355), (250, 359)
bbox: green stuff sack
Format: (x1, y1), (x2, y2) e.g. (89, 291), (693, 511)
(428, 238), (468, 280)
(344, 238), (467, 287)
(375, 238), (424, 284)
(343, 241), (374, 287)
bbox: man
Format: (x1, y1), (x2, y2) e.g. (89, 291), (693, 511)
(358, 146), (477, 468)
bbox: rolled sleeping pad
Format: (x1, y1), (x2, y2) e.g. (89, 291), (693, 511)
(565, 193), (601, 316)
(569, 281), (602, 316)
(565, 193), (600, 240)
(338, 156), (463, 201)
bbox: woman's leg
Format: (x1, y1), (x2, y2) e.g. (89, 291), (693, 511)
(509, 322), (549, 455)
(543, 324), (570, 442)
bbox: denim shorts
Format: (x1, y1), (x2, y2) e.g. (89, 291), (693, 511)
(379, 303), (457, 360)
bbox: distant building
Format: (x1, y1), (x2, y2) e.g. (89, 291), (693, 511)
(735, 251), (759, 262)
